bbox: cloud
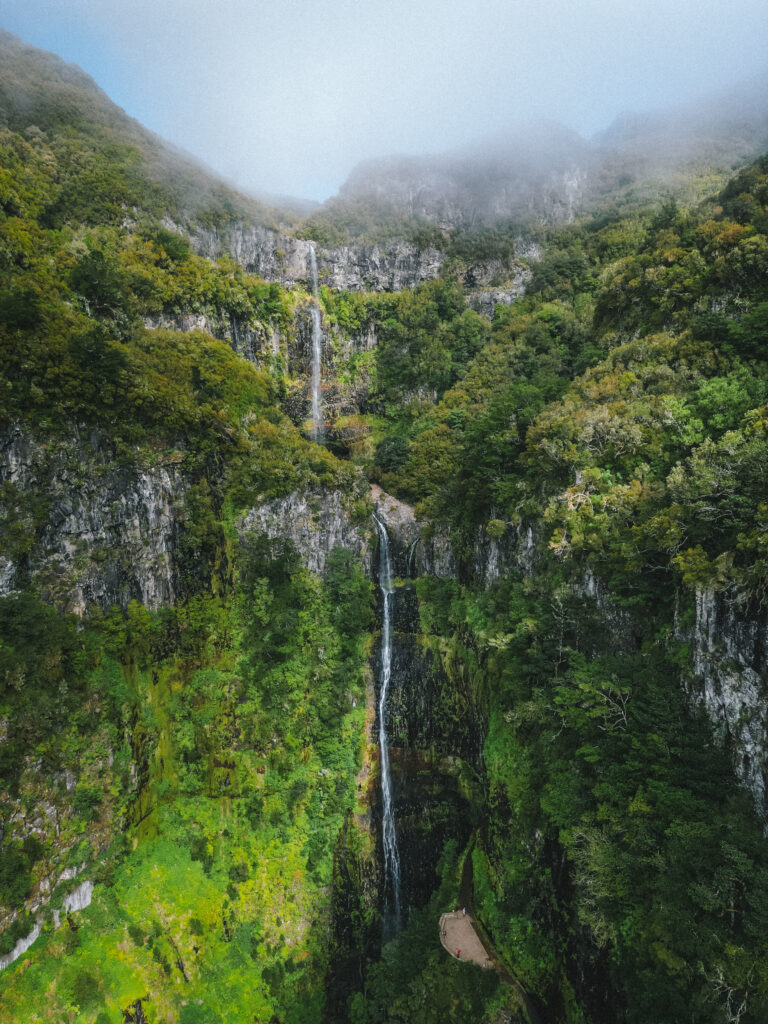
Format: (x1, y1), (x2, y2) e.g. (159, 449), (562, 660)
(1, 0), (767, 199)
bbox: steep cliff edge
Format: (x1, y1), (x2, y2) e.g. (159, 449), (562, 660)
(0, 425), (185, 613)
(240, 488), (371, 575)
(189, 223), (449, 293)
(681, 587), (768, 818)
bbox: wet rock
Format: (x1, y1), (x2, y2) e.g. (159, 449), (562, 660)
(241, 489), (370, 576)
(370, 485), (456, 580)
(677, 588), (768, 818)
(0, 425), (185, 613)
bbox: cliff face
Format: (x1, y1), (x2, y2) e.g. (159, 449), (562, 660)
(681, 588), (768, 818)
(331, 141), (592, 230)
(0, 425), (185, 614)
(0, 427), (184, 965)
(240, 489), (371, 575)
(187, 219), (532, 299)
(143, 310), (282, 368)
(370, 486), (455, 579)
(0, 753), (119, 971)
(188, 223), (447, 292)
(566, 565), (768, 820)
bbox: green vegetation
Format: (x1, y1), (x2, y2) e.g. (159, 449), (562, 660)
(0, 30), (370, 1023)
(345, 155), (768, 1020)
(348, 844), (511, 1024)
(3, 25), (768, 1024)
(0, 29), (291, 232)
(0, 546), (372, 1022)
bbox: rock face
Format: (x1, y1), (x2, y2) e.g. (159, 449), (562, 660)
(334, 136), (592, 230)
(143, 311), (281, 367)
(0, 877), (94, 971)
(681, 588), (768, 818)
(0, 425), (185, 613)
(188, 222), (447, 293)
(370, 485), (456, 580)
(189, 224), (312, 287)
(466, 270), (531, 318)
(569, 573), (768, 820)
(240, 489), (371, 576)
(471, 522), (537, 587)
(371, 486), (547, 587)
(190, 219), (534, 303)
(315, 242), (445, 292)
(0, 919), (42, 971)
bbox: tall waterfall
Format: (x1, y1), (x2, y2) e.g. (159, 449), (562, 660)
(373, 511), (401, 926)
(308, 244), (323, 441)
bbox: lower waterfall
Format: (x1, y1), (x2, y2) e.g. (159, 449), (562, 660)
(373, 511), (401, 929)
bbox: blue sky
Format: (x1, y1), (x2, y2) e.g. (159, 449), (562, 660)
(1, 0), (766, 200)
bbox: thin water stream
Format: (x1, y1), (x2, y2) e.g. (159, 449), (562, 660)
(308, 244), (323, 441)
(373, 511), (401, 926)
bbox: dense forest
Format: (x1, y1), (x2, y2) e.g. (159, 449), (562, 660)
(2, 27), (768, 1024)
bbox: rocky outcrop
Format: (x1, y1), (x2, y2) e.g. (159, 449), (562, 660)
(0, 918), (42, 972)
(369, 486), (456, 580)
(0, 425), (185, 613)
(188, 222), (447, 293)
(680, 588), (768, 818)
(471, 522), (538, 587)
(370, 487), (544, 585)
(0, 874), (95, 972)
(467, 276), (530, 318)
(190, 218), (537, 299)
(240, 489), (371, 576)
(315, 242), (445, 292)
(189, 223), (311, 286)
(334, 139), (592, 230)
(143, 311), (281, 366)
(52, 879), (93, 927)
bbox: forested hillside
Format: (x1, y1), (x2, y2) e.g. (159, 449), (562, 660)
(2, 27), (768, 1024)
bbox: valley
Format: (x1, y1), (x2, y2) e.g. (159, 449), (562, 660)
(1, 26), (768, 1024)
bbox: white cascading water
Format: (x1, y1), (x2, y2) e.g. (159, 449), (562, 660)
(308, 244), (323, 441)
(406, 538), (419, 579)
(373, 511), (401, 925)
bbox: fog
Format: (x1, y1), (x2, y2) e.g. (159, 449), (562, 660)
(0, 0), (766, 201)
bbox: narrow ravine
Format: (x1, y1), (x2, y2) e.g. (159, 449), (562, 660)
(373, 510), (402, 931)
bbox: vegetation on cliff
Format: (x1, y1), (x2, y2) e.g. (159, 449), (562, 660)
(0, 30), (371, 1024)
(3, 25), (768, 1024)
(354, 158), (768, 1021)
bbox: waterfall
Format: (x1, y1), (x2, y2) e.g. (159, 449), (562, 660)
(373, 511), (401, 927)
(406, 538), (419, 579)
(308, 244), (323, 441)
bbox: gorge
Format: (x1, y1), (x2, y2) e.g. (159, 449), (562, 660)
(2, 25), (768, 1024)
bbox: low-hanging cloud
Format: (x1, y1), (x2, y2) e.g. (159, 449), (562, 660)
(1, 0), (767, 200)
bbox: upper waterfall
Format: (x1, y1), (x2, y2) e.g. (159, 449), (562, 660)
(308, 244), (323, 441)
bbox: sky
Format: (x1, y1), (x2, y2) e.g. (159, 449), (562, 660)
(0, 0), (766, 201)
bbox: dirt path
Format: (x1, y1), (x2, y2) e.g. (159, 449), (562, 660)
(439, 910), (492, 967)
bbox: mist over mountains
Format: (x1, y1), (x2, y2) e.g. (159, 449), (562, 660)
(314, 76), (768, 236)
(3, 25), (768, 243)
